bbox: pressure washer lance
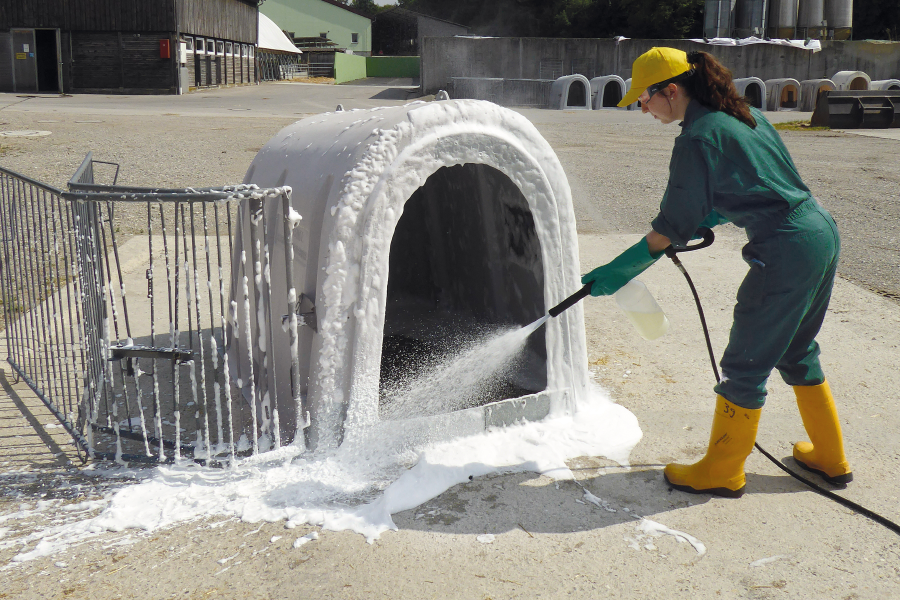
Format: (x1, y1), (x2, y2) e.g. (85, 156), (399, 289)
(546, 228), (900, 535)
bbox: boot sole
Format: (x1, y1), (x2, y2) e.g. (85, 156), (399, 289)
(663, 472), (745, 498)
(793, 458), (853, 486)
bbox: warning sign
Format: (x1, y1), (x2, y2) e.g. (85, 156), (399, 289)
(15, 53), (26, 60)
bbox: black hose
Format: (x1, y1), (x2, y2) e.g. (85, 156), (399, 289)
(668, 232), (900, 536)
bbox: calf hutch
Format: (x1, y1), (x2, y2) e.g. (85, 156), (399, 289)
(0, 99), (592, 462)
(231, 99), (591, 452)
(0, 0), (258, 94)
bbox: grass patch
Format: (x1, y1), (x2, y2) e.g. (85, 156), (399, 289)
(773, 120), (830, 132)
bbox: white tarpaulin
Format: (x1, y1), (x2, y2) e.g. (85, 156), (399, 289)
(689, 36), (822, 52)
(258, 12), (302, 54)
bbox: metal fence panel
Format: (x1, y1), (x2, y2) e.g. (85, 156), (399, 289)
(0, 154), (300, 464)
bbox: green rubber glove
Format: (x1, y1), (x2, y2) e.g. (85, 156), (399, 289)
(691, 210), (730, 239)
(581, 237), (664, 296)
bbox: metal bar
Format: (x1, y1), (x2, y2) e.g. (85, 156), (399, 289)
(65, 198), (90, 458)
(98, 203), (137, 443)
(0, 174), (24, 374)
(160, 202), (177, 460)
(48, 189), (76, 426)
(35, 187), (66, 420)
(105, 202), (133, 341)
(281, 190), (305, 447)
(248, 199), (266, 452)
(262, 203), (280, 449)
(189, 202), (212, 458)
(67, 151), (93, 189)
(149, 201), (164, 460)
(202, 203), (224, 450)
(108, 346), (195, 361)
(0, 165), (65, 196)
(215, 201), (237, 464)
(14, 177), (40, 387)
(172, 202), (183, 460)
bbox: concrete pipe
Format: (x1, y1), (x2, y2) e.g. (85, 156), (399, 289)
(230, 100), (590, 451)
(870, 80), (900, 91)
(765, 78), (802, 111)
(589, 76), (626, 110)
(800, 79), (835, 111)
(549, 75), (592, 110)
(733, 77), (767, 109)
(832, 71), (871, 91)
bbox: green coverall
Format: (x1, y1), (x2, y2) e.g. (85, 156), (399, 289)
(650, 101), (840, 410)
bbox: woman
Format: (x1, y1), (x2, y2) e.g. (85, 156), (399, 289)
(582, 47), (851, 498)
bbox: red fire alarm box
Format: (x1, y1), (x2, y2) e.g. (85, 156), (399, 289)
(160, 39), (171, 59)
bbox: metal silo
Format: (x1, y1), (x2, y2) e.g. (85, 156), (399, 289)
(735, 0), (769, 38)
(767, 0), (798, 39)
(704, 0), (737, 38)
(798, 0), (825, 39)
(824, 0), (853, 39)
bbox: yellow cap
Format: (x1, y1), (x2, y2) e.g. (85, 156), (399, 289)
(618, 47), (692, 107)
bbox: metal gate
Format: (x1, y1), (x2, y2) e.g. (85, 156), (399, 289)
(0, 154), (303, 464)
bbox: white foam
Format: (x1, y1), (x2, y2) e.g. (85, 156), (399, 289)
(4, 383), (639, 562)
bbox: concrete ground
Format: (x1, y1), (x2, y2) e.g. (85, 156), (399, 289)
(0, 83), (899, 599)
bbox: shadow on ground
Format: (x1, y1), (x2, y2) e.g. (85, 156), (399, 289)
(392, 463), (817, 537)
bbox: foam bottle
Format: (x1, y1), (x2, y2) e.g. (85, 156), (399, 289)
(614, 279), (668, 340)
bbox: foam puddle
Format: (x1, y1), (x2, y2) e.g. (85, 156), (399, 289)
(2, 319), (640, 564)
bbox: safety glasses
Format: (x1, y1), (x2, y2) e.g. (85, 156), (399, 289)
(639, 69), (695, 104)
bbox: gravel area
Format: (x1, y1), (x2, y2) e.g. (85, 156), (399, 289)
(2, 98), (895, 300)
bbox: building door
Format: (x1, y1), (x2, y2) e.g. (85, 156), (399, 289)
(11, 29), (37, 92)
(35, 29), (61, 92)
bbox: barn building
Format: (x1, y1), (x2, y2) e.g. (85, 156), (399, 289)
(0, 0), (259, 94)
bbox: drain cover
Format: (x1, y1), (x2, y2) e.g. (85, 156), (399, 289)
(0, 130), (51, 137)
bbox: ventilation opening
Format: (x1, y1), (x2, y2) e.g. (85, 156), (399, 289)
(602, 81), (622, 107)
(380, 164), (547, 419)
(745, 83), (763, 108)
(567, 81), (586, 107)
(780, 85), (798, 108)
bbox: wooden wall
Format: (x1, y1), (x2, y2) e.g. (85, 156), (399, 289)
(0, 0), (175, 31)
(70, 31), (175, 92)
(176, 0), (257, 43)
(0, 0), (258, 43)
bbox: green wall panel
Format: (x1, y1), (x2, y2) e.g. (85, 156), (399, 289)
(334, 52), (367, 84)
(365, 56), (420, 78)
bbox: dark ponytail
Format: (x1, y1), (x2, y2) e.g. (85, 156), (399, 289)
(683, 51), (757, 129)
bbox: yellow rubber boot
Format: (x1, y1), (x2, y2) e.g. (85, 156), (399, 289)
(664, 396), (761, 498)
(793, 381), (853, 485)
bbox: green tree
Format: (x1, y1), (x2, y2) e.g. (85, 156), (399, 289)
(335, 0), (388, 17)
(396, 0), (704, 39)
(621, 0), (704, 39)
(854, 0), (900, 40)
